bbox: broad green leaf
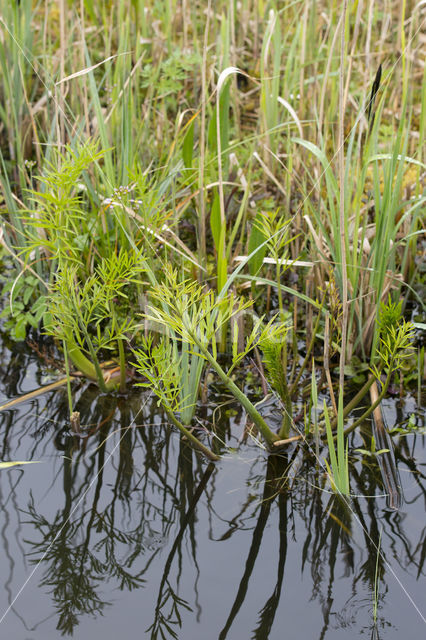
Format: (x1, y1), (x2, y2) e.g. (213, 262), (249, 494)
(14, 317), (27, 341)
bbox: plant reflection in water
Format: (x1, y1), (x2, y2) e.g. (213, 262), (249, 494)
(0, 373), (424, 638)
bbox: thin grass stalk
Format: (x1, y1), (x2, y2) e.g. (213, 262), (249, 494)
(400, 0), (407, 106)
(338, 0), (349, 395)
(340, 371), (394, 438)
(260, 8), (281, 163)
(79, 325), (108, 393)
(373, 527), (383, 626)
(197, 0), (211, 270)
(318, 12), (342, 142)
(418, 347), (424, 407)
(63, 340), (74, 418)
(289, 293), (326, 396)
(117, 337), (127, 393)
(216, 71), (228, 297)
(368, 124), (410, 359)
(58, 0), (66, 147)
(311, 359), (320, 465)
(79, 0), (90, 139)
(323, 316), (337, 417)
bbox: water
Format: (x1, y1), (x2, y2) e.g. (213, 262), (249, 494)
(0, 338), (424, 639)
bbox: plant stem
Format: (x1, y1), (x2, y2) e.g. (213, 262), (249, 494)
(164, 407), (219, 462)
(80, 325), (108, 393)
(193, 336), (279, 447)
(276, 260), (283, 319)
(338, 0), (349, 411)
(66, 336), (119, 392)
(340, 372), (393, 438)
(289, 294), (325, 395)
(197, 0), (210, 272)
(328, 373), (377, 429)
(117, 337), (127, 393)
(63, 340), (73, 418)
(278, 386), (291, 440)
(66, 337), (98, 381)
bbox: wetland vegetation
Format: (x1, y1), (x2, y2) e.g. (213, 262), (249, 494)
(0, 1), (424, 638)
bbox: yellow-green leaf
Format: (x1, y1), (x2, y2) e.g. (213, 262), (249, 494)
(0, 461), (41, 469)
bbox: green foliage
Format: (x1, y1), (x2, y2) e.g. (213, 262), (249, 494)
(41, 248), (145, 389)
(210, 192), (222, 256)
(182, 121), (195, 169)
(247, 211), (268, 277)
(324, 394), (350, 496)
(140, 49), (201, 108)
(18, 141), (105, 269)
(133, 335), (190, 415)
(1, 273), (47, 340)
(133, 328), (219, 460)
(255, 210), (292, 263)
(45, 248), (144, 353)
(370, 297), (415, 379)
(0, 0), (422, 460)
(254, 210), (294, 318)
(377, 296), (404, 338)
(258, 335), (289, 404)
(354, 436), (389, 458)
(389, 413), (426, 436)
(145, 266), (252, 353)
(140, 265), (287, 447)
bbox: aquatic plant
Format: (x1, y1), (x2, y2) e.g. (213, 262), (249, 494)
(44, 249), (146, 392)
(324, 394), (350, 495)
(133, 334), (219, 461)
(0, 0), (422, 474)
(135, 266), (289, 450)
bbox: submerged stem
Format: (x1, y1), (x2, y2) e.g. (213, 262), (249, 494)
(192, 336), (279, 447)
(117, 337), (127, 393)
(341, 372), (392, 437)
(63, 340), (74, 418)
(164, 407), (219, 462)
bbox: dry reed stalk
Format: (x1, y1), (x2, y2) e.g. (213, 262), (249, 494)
(343, 0), (364, 108)
(318, 12), (342, 140)
(79, 0), (91, 139)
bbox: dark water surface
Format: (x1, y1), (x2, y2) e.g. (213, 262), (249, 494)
(0, 339), (424, 639)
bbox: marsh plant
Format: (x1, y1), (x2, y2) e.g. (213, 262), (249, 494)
(322, 297), (415, 495)
(133, 267), (289, 452)
(0, 1), (423, 478)
(44, 248), (146, 392)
